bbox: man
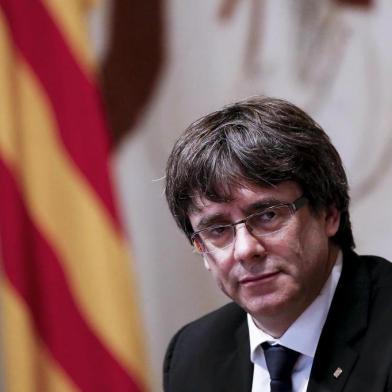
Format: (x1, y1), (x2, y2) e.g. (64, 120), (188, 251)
(163, 97), (392, 391)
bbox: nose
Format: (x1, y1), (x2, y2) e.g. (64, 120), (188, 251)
(233, 223), (267, 263)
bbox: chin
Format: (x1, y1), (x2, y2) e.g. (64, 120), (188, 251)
(241, 291), (297, 318)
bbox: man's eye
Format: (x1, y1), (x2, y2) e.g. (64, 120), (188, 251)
(258, 209), (277, 222)
(206, 226), (230, 238)
(249, 207), (284, 229)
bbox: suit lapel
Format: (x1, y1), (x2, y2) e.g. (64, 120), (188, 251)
(214, 319), (253, 392)
(307, 251), (370, 392)
(307, 345), (358, 392)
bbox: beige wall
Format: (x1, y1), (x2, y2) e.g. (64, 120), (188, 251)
(92, 0), (392, 389)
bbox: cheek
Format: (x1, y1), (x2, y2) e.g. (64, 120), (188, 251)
(268, 225), (328, 276)
(204, 255), (231, 282)
(205, 256), (238, 294)
(266, 229), (304, 265)
(209, 267), (234, 298)
(293, 225), (331, 278)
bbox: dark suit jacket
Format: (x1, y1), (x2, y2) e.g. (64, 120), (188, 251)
(163, 251), (392, 391)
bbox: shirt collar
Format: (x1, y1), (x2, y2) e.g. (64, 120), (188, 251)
(248, 251), (342, 362)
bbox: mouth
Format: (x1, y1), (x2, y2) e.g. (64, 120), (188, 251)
(239, 271), (280, 286)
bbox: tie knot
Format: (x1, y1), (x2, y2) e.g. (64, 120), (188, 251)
(261, 343), (300, 391)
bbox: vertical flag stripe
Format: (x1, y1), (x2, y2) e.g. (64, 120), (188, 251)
(0, 7), (18, 169)
(1, 280), (78, 392)
(0, 0), (148, 390)
(0, 0), (119, 225)
(0, 159), (144, 392)
(0, 59), (146, 381)
(42, 0), (95, 75)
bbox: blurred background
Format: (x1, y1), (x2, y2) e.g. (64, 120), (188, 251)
(1, 0), (392, 391)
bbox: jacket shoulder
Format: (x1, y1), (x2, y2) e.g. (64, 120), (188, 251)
(310, 252), (392, 392)
(359, 254), (392, 285)
(178, 301), (246, 338)
(163, 302), (248, 391)
(165, 301), (246, 359)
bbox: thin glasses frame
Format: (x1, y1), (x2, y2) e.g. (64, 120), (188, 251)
(191, 196), (308, 254)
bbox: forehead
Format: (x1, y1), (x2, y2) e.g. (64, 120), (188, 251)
(189, 181), (302, 222)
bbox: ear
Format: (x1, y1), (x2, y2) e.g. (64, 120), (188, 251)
(325, 206), (340, 238)
(203, 257), (211, 271)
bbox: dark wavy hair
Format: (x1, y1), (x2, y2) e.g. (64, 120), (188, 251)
(165, 96), (354, 250)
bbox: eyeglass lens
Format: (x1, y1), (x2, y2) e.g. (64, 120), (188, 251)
(195, 204), (294, 253)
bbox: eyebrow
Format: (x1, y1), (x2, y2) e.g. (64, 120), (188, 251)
(242, 198), (283, 215)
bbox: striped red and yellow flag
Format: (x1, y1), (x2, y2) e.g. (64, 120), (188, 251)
(0, 1), (148, 391)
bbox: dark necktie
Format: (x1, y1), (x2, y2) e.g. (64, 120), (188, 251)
(261, 342), (300, 392)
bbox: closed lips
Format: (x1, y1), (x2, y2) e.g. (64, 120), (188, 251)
(240, 271), (280, 284)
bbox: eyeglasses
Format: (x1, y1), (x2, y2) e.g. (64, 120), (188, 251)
(191, 196), (308, 254)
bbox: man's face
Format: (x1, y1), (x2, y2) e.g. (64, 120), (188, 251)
(188, 181), (340, 331)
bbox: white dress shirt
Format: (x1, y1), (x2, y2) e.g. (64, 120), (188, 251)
(248, 252), (342, 392)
